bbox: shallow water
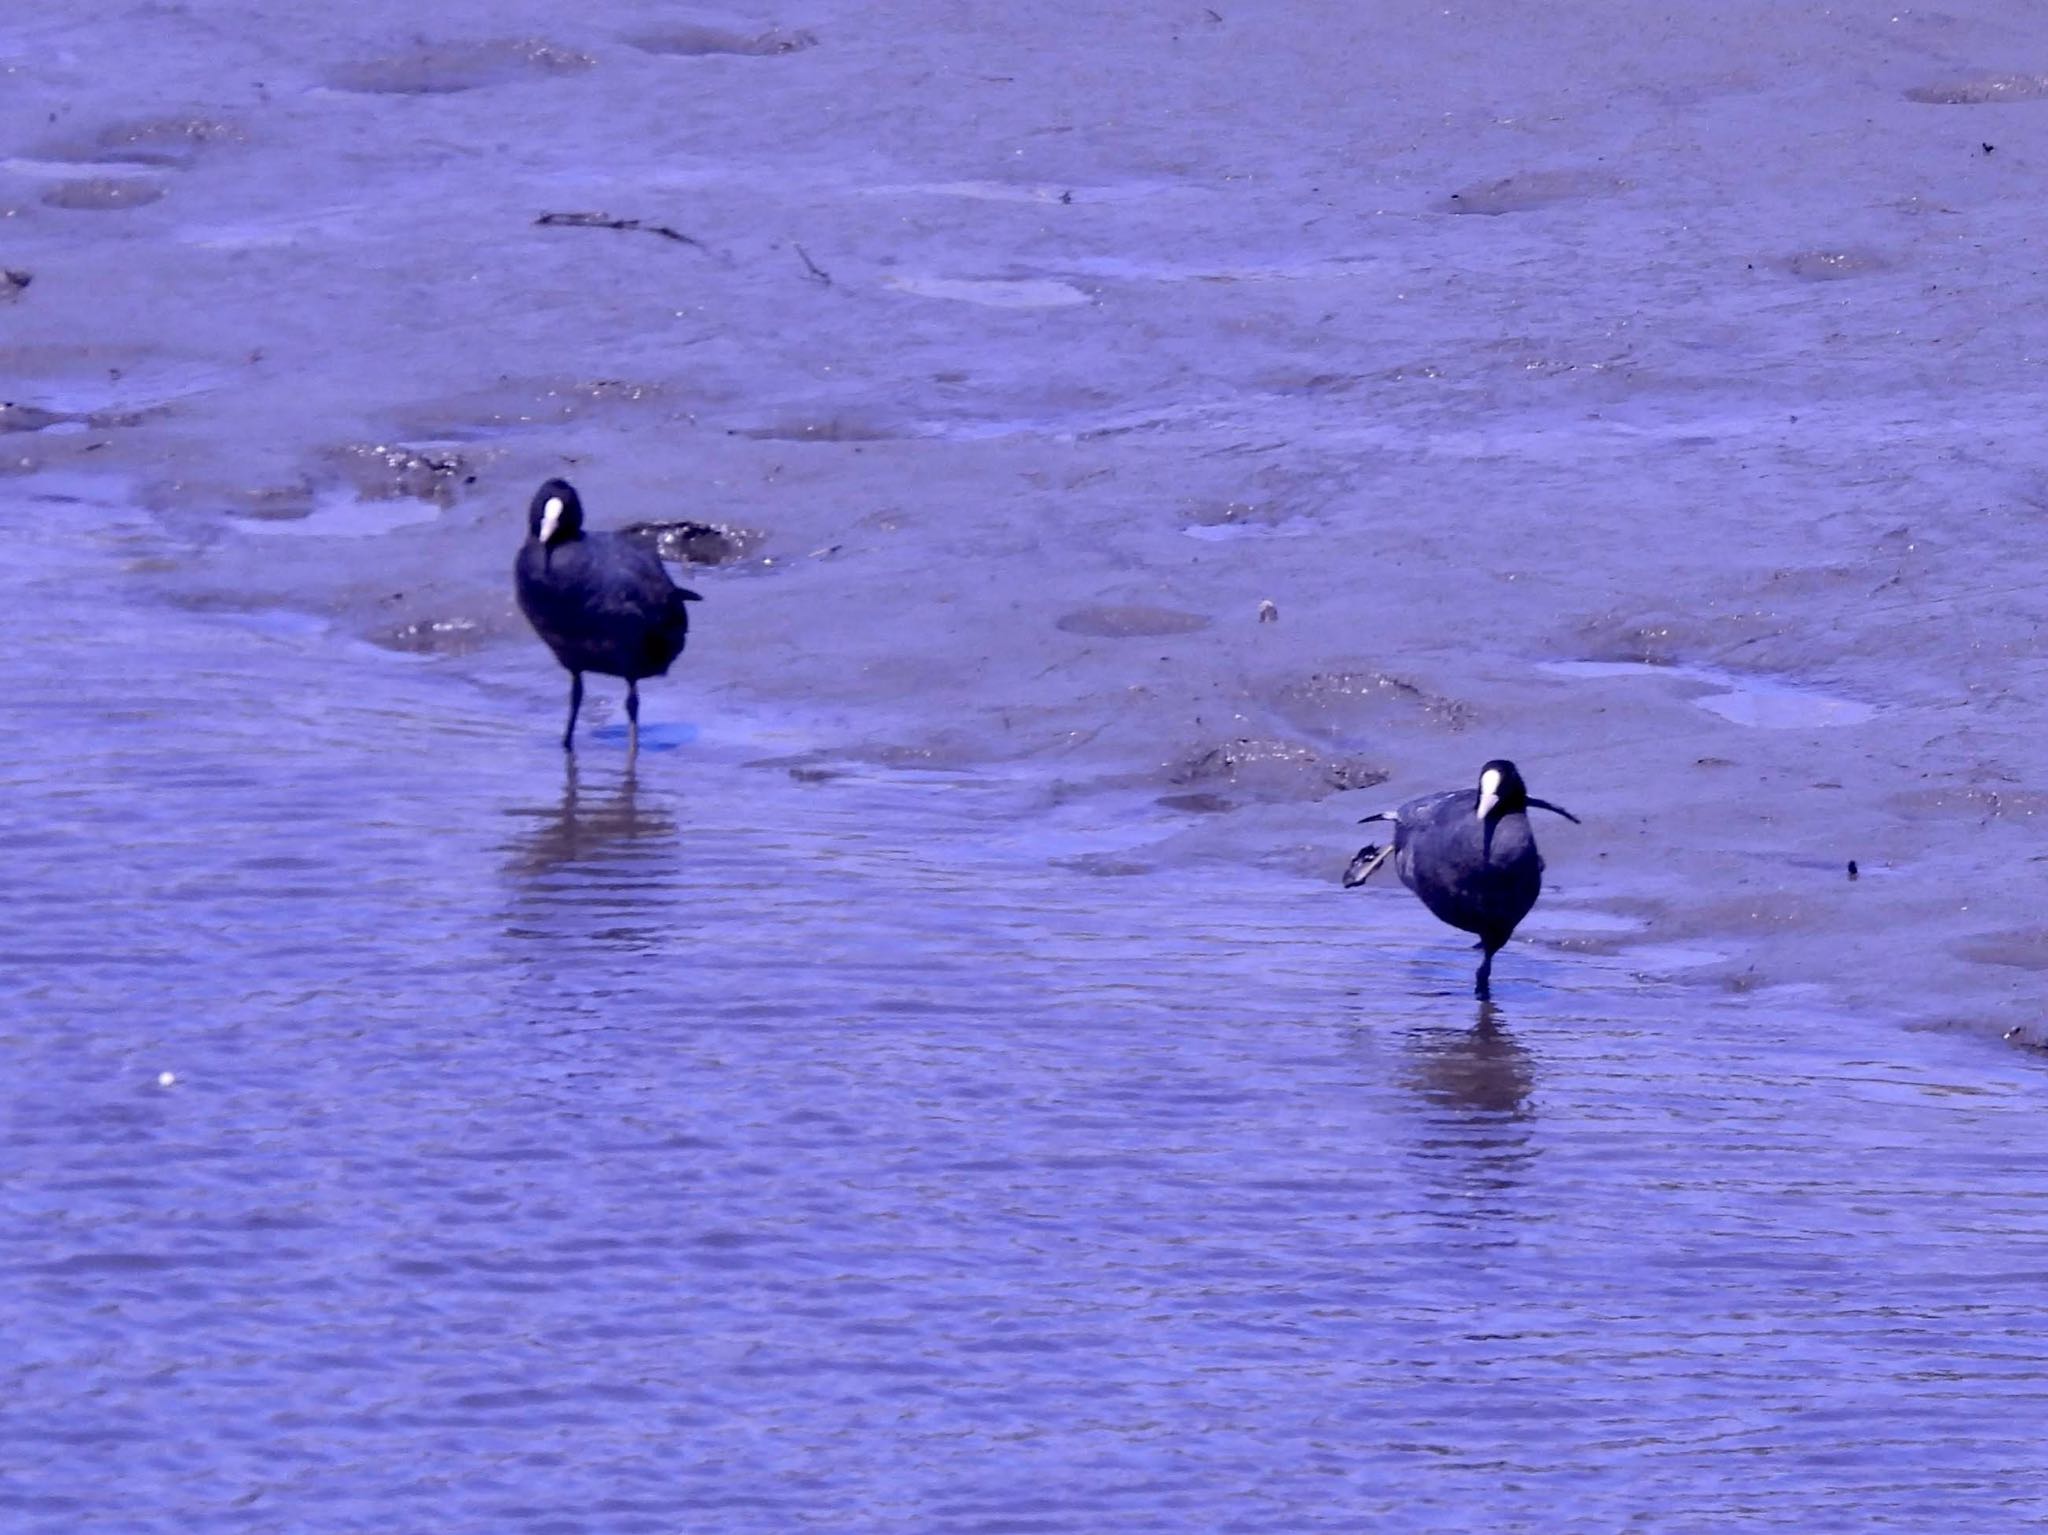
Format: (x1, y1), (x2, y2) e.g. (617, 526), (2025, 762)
(1537, 661), (1880, 729)
(6, 487), (2048, 1532)
(232, 487), (445, 539)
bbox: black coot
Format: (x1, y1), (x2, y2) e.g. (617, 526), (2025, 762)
(514, 479), (701, 753)
(1344, 759), (1578, 998)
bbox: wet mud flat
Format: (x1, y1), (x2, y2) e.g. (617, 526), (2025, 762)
(7, 0), (2048, 1042)
(7, 0), (2048, 1526)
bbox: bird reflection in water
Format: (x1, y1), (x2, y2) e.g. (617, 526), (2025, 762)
(1403, 1002), (1535, 1116)
(1397, 1002), (1539, 1220)
(501, 757), (680, 953)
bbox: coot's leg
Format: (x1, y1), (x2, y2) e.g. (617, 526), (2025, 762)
(625, 680), (641, 758)
(1474, 944), (1496, 1001)
(562, 672), (584, 752)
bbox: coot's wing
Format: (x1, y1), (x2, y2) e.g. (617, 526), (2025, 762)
(1395, 787), (1476, 831)
(613, 533), (704, 607)
(583, 532), (688, 620)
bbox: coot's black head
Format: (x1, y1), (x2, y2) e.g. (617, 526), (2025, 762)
(1476, 759), (1578, 855)
(1475, 760), (1530, 820)
(529, 479), (584, 548)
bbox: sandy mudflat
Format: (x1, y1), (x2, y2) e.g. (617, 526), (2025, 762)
(5, 1), (2048, 1041)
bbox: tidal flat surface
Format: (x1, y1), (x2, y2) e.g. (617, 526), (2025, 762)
(6, 0), (2048, 1527)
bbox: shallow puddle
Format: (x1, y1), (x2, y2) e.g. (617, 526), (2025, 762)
(232, 486), (442, 537)
(1, 356), (233, 418)
(1539, 659), (1880, 728)
(1181, 516), (1314, 542)
(1, 156), (162, 181)
(882, 274), (1092, 308)
(1063, 253), (1380, 283)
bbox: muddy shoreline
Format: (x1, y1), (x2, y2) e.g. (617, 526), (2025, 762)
(6, 3), (2048, 1044)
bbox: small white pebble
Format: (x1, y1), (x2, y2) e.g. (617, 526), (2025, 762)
(1257, 599), (1279, 624)
(157, 1071), (177, 1088)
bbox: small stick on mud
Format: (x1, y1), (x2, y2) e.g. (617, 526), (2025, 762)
(535, 212), (707, 251)
(793, 243), (832, 286)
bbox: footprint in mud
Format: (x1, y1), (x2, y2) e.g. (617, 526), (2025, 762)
(1905, 73), (2048, 105)
(328, 39), (592, 95)
(41, 178), (165, 211)
(1266, 669), (1474, 744)
(626, 25), (817, 57)
(0, 270), (28, 304)
(1055, 603), (1211, 638)
(1167, 737), (1387, 804)
(1441, 169), (1623, 216)
(39, 115), (243, 169)
(1776, 250), (1893, 282)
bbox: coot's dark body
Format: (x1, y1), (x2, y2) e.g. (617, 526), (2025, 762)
(1388, 786), (1544, 941)
(514, 478), (700, 751)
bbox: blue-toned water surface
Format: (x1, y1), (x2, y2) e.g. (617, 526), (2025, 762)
(4, 486), (2046, 1534)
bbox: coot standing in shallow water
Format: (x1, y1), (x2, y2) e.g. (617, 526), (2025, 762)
(1344, 759), (1579, 999)
(514, 478), (702, 754)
